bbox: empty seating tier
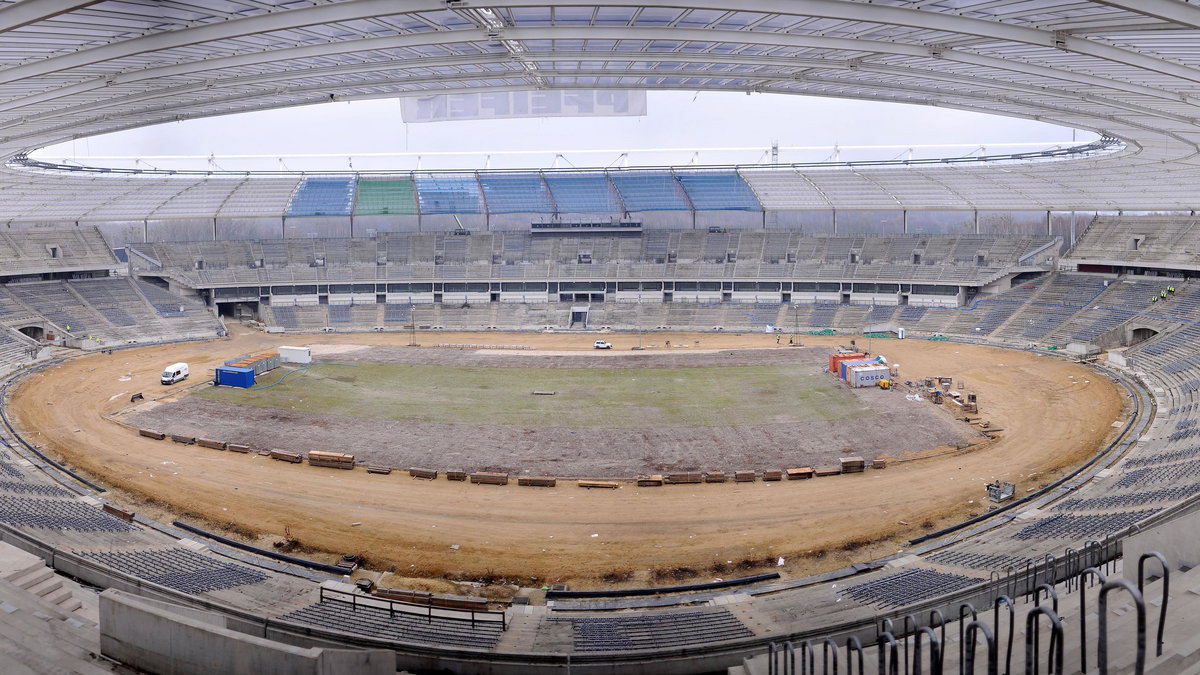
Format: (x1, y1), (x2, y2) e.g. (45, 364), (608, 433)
(674, 171), (761, 211)
(76, 548), (267, 594)
(477, 173), (554, 213)
(837, 569), (978, 608)
(280, 598), (505, 649)
(354, 178), (418, 216)
(414, 174), (483, 214)
(609, 172), (691, 211)
(0, 496), (135, 532)
(286, 177), (356, 217)
(548, 610), (752, 652)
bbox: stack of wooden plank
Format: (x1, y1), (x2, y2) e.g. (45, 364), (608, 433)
(786, 467), (814, 480)
(839, 456), (866, 474)
(446, 471), (467, 481)
(196, 438), (226, 450)
(469, 471), (509, 485)
(227, 443), (251, 453)
(518, 476), (557, 487)
(734, 471), (756, 483)
(704, 471), (727, 483)
(636, 475), (664, 487)
(763, 470), (783, 481)
(138, 429), (165, 440)
(269, 449), (302, 463)
(666, 472), (702, 484)
(308, 450), (355, 470)
(408, 467), (438, 479)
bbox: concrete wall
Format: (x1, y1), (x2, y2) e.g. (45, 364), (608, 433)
(1123, 507), (1200, 582)
(100, 590), (395, 675)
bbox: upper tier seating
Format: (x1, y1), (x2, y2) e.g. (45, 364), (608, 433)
(286, 177), (356, 217)
(609, 172), (691, 211)
(675, 171), (761, 211)
(354, 178), (418, 216)
(477, 173), (554, 213)
(1066, 215), (1200, 269)
(0, 227), (117, 277)
(543, 173), (622, 213)
(414, 174), (483, 214)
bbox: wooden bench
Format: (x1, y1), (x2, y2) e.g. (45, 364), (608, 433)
(666, 472), (702, 484)
(366, 465), (392, 475)
(763, 470), (783, 481)
(636, 475), (664, 487)
(170, 434), (195, 445)
(578, 480), (619, 489)
(196, 438), (226, 450)
(734, 470), (756, 482)
(308, 450), (355, 470)
(469, 472), (509, 485)
(138, 429), (165, 440)
(226, 443), (251, 454)
(269, 449), (303, 464)
(786, 467), (814, 480)
(518, 476), (556, 487)
(446, 470), (467, 482)
(408, 467), (438, 480)
(703, 471), (727, 483)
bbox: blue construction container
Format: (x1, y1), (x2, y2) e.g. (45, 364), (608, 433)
(215, 366), (255, 388)
(839, 359), (877, 380)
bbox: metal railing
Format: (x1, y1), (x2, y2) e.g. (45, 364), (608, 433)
(766, 549), (1166, 675)
(317, 585), (507, 631)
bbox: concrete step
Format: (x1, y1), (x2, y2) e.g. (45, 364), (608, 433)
(24, 574), (63, 599)
(7, 566), (53, 591)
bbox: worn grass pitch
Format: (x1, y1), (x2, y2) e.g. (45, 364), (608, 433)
(193, 362), (868, 428)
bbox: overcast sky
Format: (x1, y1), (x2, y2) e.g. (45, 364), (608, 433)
(35, 91), (1092, 172)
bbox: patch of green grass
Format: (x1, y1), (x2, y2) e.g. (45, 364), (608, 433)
(194, 362), (865, 428)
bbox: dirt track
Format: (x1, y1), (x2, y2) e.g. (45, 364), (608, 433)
(8, 328), (1126, 584)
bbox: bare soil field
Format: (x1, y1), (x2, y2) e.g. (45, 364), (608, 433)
(7, 327), (1126, 585)
(123, 347), (980, 476)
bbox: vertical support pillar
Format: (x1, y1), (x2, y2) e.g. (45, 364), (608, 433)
(974, 210), (980, 234)
(902, 210), (909, 234)
(1046, 210), (1052, 236)
(212, 218), (217, 241)
(832, 209), (838, 234)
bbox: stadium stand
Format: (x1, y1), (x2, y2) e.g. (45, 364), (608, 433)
(353, 177), (418, 216)
(674, 171), (761, 211)
(609, 171), (691, 211)
(543, 173), (623, 213)
(280, 597), (505, 649)
(477, 173), (555, 213)
(414, 174), (484, 214)
(75, 548), (267, 595)
(286, 177), (356, 217)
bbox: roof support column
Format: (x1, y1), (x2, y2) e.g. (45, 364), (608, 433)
(832, 209), (838, 235)
(902, 210), (908, 234)
(974, 210), (980, 235)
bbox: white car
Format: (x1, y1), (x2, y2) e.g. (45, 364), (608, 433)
(593, 340), (613, 349)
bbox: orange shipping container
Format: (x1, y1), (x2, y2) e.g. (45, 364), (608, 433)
(828, 352), (865, 373)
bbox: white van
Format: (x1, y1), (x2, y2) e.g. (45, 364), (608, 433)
(161, 362), (189, 385)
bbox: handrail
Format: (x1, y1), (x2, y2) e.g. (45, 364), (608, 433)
(318, 586), (507, 631)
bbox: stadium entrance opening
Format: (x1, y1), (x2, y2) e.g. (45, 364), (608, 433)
(570, 305), (590, 328)
(17, 325), (44, 340)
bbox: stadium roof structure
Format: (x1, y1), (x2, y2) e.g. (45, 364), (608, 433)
(2, 0), (1200, 219)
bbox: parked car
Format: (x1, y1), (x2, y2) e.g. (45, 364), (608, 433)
(593, 340), (613, 349)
